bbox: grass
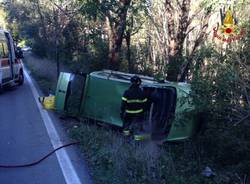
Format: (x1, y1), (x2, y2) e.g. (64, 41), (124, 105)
(23, 53), (250, 184)
(69, 120), (222, 184)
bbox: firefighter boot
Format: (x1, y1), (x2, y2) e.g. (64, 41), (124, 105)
(134, 134), (151, 141)
(123, 129), (131, 136)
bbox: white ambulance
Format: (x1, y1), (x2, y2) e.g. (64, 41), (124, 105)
(0, 29), (24, 88)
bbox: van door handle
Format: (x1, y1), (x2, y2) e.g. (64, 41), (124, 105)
(59, 89), (66, 93)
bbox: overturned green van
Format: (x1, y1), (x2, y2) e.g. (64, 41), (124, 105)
(71, 70), (200, 142)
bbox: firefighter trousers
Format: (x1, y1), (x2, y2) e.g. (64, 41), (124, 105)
(123, 114), (144, 134)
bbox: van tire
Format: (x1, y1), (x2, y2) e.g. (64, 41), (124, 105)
(17, 70), (24, 85)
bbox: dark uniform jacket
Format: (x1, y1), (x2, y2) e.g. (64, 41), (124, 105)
(120, 86), (148, 118)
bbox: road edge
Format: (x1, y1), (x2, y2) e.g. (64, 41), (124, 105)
(24, 69), (83, 184)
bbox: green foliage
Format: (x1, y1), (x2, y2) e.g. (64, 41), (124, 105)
(191, 23), (250, 124)
(78, 0), (100, 20)
(189, 21), (250, 183)
(191, 60), (248, 125)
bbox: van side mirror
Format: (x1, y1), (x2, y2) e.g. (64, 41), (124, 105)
(15, 47), (24, 59)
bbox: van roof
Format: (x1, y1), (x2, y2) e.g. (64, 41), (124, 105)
(91, 70), (158, 83)
(90, 70), (191, 93)
(0, 29), (7, 33)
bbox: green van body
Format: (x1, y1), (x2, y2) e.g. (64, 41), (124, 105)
(78, 70), (199, 142)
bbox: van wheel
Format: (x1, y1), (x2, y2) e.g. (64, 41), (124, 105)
(17, 70), (24, 85)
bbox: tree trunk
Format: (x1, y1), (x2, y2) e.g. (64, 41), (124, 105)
(107, 0), (131, 70)
(106, 17), (113, 69)
(56, 41), (60, 79)
(165, 0), (191, 82)
(179, 58), (191, 82)
(125, 31), (133, 73)
(166, 55), (182, 81)
(36, 0), (48, 43)
(108, 29), (124, 70)
(179, 14), (210, 82)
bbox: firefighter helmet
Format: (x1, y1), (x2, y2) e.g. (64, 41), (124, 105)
(130, 76), (141, 86)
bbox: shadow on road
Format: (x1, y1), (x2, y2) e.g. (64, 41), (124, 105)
(0, 84), (19, 95)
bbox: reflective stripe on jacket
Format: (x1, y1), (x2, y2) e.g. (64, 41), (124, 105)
(121, 86), (147, 115)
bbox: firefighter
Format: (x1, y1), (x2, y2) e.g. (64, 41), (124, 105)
(120, 76), (148, 138)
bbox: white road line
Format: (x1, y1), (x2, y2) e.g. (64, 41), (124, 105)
(24, 69), (82, 184)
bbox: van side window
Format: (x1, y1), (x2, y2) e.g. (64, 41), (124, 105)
(0, 42), (4, 58)
(0, 39), (9, 59)
(2, 41), (9, 58)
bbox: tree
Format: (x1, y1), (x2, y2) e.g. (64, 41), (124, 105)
(124, 0), (149, 73)
(4, 0), (84, 76)
(0, 3), (7, 29)
(164, 0), (212, 81)
(106, 0), (132, 70)
(79, 0), (132, 70)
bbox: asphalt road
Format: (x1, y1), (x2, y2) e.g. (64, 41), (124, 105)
(0, 73), (91, 184)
